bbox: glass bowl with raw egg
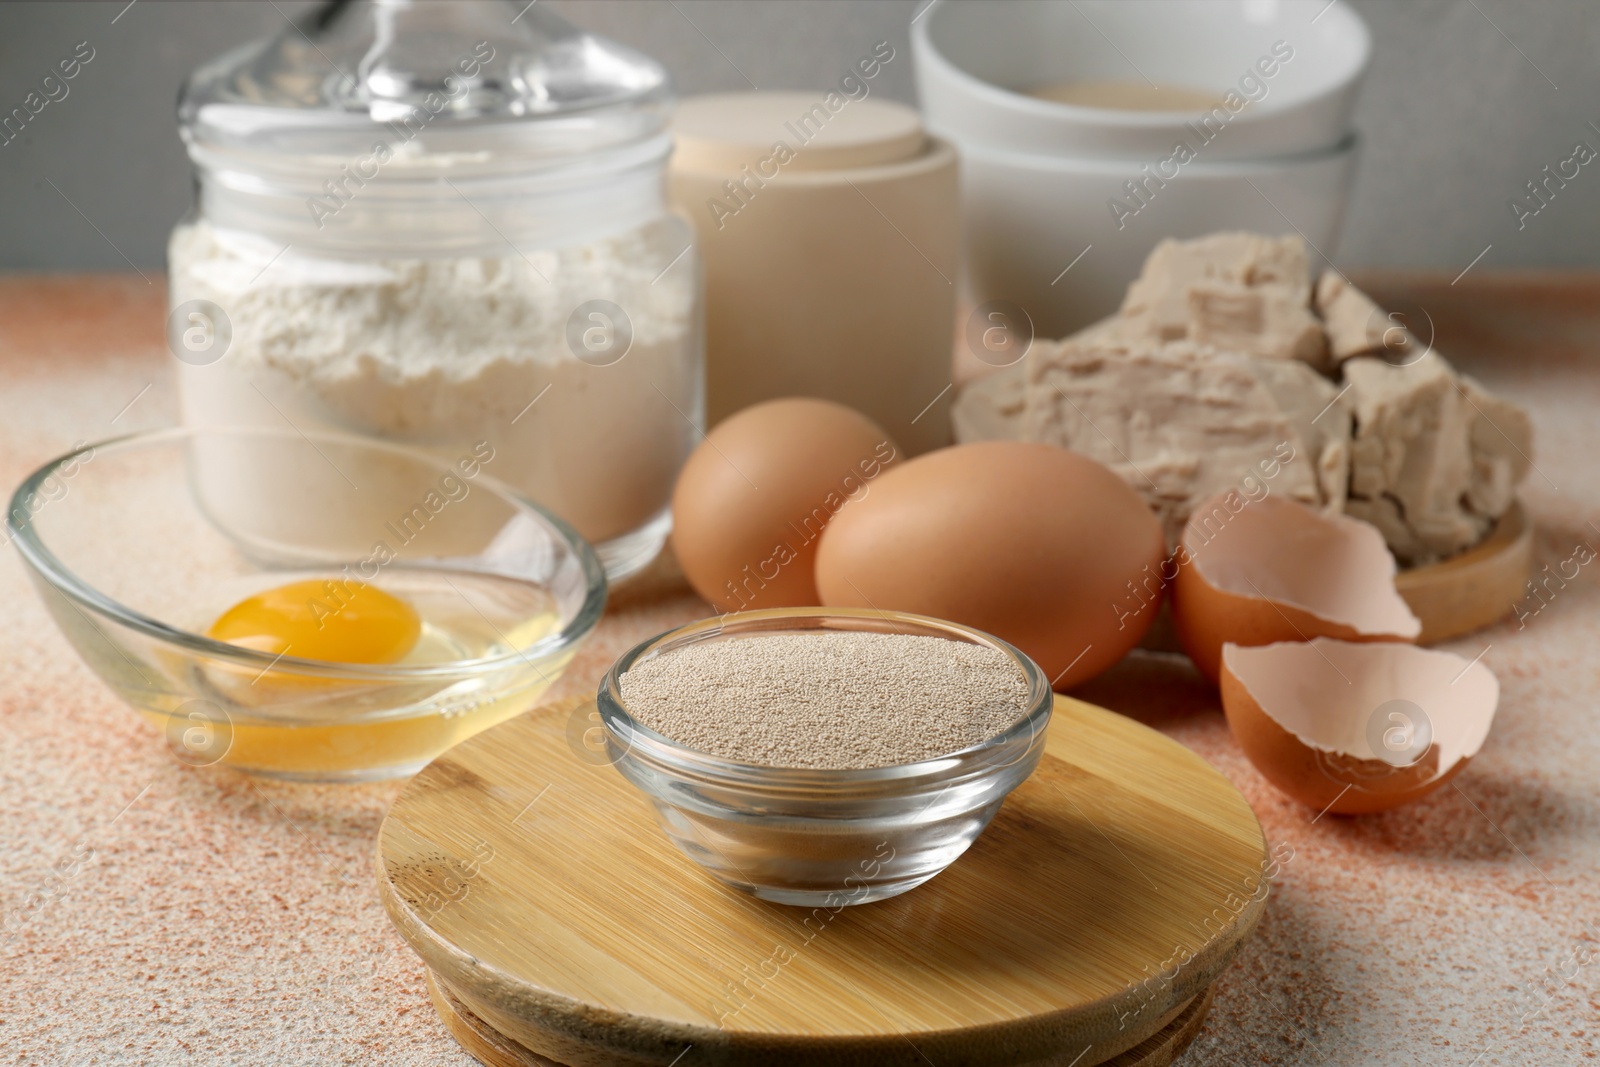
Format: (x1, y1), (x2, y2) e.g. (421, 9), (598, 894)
(7, 427), (605, 781)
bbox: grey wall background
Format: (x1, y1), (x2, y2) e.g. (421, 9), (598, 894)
(0, 0), (1596, 275)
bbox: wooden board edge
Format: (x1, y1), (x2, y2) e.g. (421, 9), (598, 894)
(427, 968), (1218, 1067)
(429, 968), (566, 1067)
(1101, 985), (1215, 1067)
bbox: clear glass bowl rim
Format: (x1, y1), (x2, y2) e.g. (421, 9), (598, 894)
(7, 426), (608, 681)
(597, 607), (1055, 787)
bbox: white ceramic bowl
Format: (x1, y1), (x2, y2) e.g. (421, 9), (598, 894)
(957, 134), (1359, 341)
(914, 0), (1370, 161)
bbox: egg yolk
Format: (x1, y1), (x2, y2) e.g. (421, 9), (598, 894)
(208, 579), (421, 665)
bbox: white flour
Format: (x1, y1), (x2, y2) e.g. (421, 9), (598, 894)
(169, 219), (700, 556)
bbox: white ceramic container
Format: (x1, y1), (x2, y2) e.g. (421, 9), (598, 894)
(913, 0), (1370, 341)
(953, 134), (1359, 344)
(669, 93), (959, 455)
(913, 0), (1371, 162)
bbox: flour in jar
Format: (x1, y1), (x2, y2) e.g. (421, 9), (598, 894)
(169, 218), (701, 552)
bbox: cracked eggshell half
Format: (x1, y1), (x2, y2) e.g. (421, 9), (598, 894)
(1221, 639), (1498, 814)
(1171, 492), (1421, 684)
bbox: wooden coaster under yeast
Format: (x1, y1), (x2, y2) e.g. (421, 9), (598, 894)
(378, 696), (1271, 1067)
(1395, 499), (1532, 643)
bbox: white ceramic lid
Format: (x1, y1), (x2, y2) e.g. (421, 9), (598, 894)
(671, 92), (926, 173)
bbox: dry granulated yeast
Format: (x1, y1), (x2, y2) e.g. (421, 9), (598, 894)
(618, 631), (1032, 769)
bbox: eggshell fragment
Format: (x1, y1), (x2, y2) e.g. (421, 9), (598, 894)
(672, 398), (900, 612)
(814, 441), (1167, 690)
(1221, 639), (1498, 814)
(1172, 492), (1421, 683)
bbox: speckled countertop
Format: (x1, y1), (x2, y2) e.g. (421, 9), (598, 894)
(2, 275), (1597, 1066)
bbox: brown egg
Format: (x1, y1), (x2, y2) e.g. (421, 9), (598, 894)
(672, 398), (900, 612)
(1220, 639), (1498, 814)
(814, 441), (1166, 690)
(1171, 492), (1421, 684)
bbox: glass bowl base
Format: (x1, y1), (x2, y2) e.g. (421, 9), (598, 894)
(593, 508), (671, 584)
(214, 758), (433, 783)
(732, 872), (943, 908)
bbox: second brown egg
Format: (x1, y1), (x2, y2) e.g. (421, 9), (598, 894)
(671, 398), (900, 612)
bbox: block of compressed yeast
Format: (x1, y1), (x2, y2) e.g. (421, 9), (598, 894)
(1021, 335), (1349, 547)
(950, 363), (1026, 444)
(1343, 350), (1531, 564)
(1460, 372), (1533, 518)
(1117, 232), (1327, 369)
(1314, 272), (1410, 364)
(1185, 282), (1328, 366)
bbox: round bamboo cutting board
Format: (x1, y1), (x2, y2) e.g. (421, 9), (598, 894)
(377, 696), (1271, 1067)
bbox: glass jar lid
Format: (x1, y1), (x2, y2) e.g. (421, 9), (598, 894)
(177, 0), (676, 251)
(179, 0), (671, 167)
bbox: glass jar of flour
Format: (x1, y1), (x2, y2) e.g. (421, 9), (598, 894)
(168, 0), (702, 581)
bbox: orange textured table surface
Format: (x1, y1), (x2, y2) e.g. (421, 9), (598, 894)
(3, 274), (1598, 1066)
